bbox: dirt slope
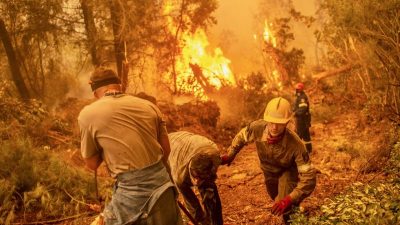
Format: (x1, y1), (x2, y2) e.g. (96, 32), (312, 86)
(215, 110), (388, 225)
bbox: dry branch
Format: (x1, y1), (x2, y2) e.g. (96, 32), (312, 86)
(11, 213), (90, 225)
(47, 131), (70, 144)
(314, 63), (357, 81)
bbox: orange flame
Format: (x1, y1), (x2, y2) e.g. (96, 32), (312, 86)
(254, 20), (282, 90)
(263, 20), (277, 47)
(164, 2), (235, 98)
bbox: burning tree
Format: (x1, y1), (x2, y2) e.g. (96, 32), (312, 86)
(161, 0), (236, 99)
(255, 18), (306, 89)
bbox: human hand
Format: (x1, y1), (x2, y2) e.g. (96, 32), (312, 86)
(271, 196), (292, 215)
(220, 154), (233, 166)
(88, 203), (102, 213)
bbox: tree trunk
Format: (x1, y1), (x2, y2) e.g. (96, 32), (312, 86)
(264, 42), (289, 85)
(0, 18), (30, 100)
(108, 0), (127, 84)
(81, 0), (100, 66)
(171, 0), (186, 94)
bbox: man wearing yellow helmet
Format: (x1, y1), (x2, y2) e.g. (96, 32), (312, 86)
(221, 97), (316, 224)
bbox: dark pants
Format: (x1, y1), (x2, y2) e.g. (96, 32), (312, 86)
(295, 119), (312, 153)
(198, 182), (223, 225)
(135, 188), (182, 225)
(264, 168), (299, 225)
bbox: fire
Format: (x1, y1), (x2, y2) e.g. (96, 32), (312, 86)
(254, 20), (283, 90)
(273, 70), (283, 89)
(163, 2), (235, 98)
(263, 20), (277, 47)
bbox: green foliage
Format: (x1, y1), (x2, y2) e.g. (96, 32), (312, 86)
(318, 0), (400, 122)
(291, 133), (400, 224)
(311, 104), (337, 124)
(0, 138), (111, 223)
(0, 0), (79, 102)
(261, 15), (307, 84)
(281, 47), (305, 82)
(185, 0), (218, 31)
(273, 17), (295, 49)
(291, 182), (400, 225)
(386, 128), (400, 178)
(0, 82), (48, 140)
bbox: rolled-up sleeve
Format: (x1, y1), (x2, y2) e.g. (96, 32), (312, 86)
(231, 120), (261, 147)
(152, 105), (168, 139)
(78, 116), (99, 159)
(289, 150), (316, 203)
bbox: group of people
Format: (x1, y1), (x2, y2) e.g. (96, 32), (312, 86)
(78, 67), (315, 225)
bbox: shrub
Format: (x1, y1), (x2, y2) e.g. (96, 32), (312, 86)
(386, 128), (400, 179)
(0, 138), (111, 223)
(312, 104), (337, 124)
(290, 131), (400, 225)
(290, 182), (400, 225)
(0, 84), (48, 141)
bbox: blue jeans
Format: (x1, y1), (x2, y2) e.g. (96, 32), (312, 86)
(103, 160), (182, 225)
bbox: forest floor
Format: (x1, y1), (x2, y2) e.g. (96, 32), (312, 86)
(53, 100), (389, 225)
(216, 110), (388, 225)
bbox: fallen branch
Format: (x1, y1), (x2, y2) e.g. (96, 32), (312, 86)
(226, 216), (237, 222)
(63, 189), (90, 206)
(12, 212), (90, 225)
(314, 63), (358, 82)
(64, 189), (102, 213)
(47, 131), (70, 144)
(241, 172), (262, 184)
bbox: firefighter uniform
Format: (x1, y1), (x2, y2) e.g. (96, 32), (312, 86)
(168, 131), (223, 225)
(293, 90), (312, 153)
(222, 97), (316, 224)
(227, 120), (316, 205)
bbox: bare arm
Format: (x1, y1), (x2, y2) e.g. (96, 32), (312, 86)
(84, 154), (103, 171)
(158, 123), (172, 176)
(288, 138), (316, 203)
(78, 117), (102, 171)
(159, 132), (171, 165)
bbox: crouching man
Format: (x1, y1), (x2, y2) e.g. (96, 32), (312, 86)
(168, 131), (223, 225)
(221, 97), (316, 224)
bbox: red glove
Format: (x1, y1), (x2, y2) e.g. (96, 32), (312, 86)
(220, 154), (233, 166)
(271, 195), (292, 215)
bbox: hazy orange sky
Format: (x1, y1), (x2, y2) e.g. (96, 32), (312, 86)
(210, 0), (318, 78)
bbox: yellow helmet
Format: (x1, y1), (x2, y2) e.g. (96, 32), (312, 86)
(263, 97), (292, 124)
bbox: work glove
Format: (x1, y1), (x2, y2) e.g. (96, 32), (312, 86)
(271, 195), (293, 216)
(220, 154), (233, 166)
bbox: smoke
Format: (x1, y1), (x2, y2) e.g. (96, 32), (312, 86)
(73, 70), (93, 99)
(209, 0), (319, 78)
(209, 0), (262, 79)
(182, 0), (320, 124)
(208, 88), (246, 124)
